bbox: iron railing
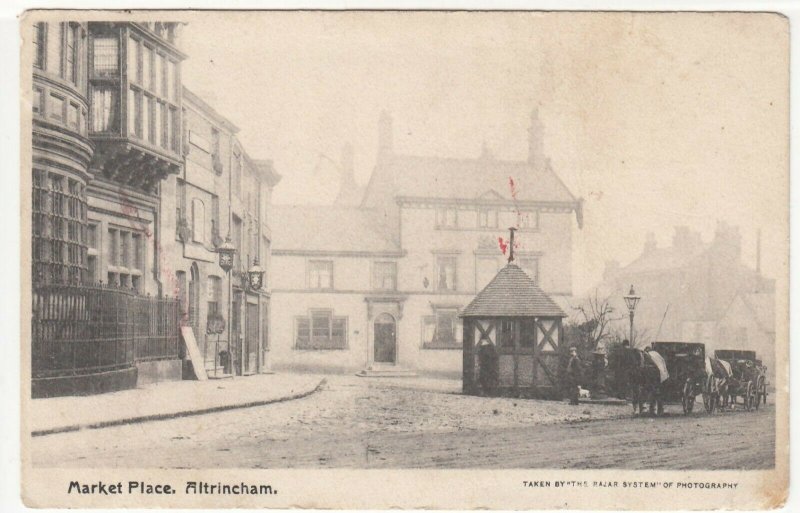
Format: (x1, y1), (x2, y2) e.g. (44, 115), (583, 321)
(32, 284), (180, 378)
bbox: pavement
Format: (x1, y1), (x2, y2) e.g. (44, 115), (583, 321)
(28, 373), (325, 436)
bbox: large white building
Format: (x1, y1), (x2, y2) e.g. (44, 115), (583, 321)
(269, 111), (582, 377)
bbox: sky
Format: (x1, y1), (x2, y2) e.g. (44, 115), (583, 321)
(179, 11), (789, 295)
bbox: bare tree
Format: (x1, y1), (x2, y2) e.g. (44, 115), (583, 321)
(568, 290), (623, 352)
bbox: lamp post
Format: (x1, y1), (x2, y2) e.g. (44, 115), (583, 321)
(217, 236), (236, 376)
(623, 285), (641, 345)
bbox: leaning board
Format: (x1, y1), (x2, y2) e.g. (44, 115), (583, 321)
(180, 326), (208, 381)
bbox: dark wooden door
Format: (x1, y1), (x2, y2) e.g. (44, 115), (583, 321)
(374, 313), (396, 364)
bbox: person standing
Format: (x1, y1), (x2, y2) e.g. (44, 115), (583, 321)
(566, 346), (582, 405)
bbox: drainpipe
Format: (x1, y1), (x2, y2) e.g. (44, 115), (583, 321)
(154, 183), (163, 297)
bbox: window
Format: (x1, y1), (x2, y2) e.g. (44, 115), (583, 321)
(475, 256), (499, 292)
(33, 23), (46, 69)
(170, 107), (180, 152)
(308, 260), (333, 289)
(48, 93), (65, 122)
(160, 54), (168, 97)
(422, 308), (462, 349)
(518, 211), (539, 230)
(207, 275), (222, 316)
(175, 179), (186, 238)
(436, 208), (458, 228)
(32, 87), (43, 115)
(120, 230), (130, 267)
(210, 195), (220, 244)
(147, 96), (155, 143)
(142, 45), (153, 90)
(435, 255), (457, 291)
(141, 94), (151, 141)
(498, 320), (515, 348)
(128, 36), (140, 84)
(65, 23), (78, 84)
(160, 103), (168, 148)
(90, 86), (118, 132)
(154, 100), (162, 146)
(167, 60), (177, 101)
(46, 23), (61, 75)
(517, 256), (539, 285)
(132, 233), (143, 270)
(92, 36), (118, 75)
(295, 310), (348, 350)
(373, 261), (397, 291)
(128, 87), (139, 136)
(478, 209), (498, 228)
(107, 228), (118, 265)
(192, 198), (205, 243)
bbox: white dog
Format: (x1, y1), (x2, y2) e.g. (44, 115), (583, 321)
(578, 387), (591, 399)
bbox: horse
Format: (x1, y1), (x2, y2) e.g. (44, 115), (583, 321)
(612, 347), (667, 416)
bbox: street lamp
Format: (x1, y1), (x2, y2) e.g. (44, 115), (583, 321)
(623, 284), (641, 345)
(217, 236), (237, 376)
(247, 257), (265, 291)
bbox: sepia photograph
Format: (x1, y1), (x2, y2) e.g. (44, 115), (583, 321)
(18, 8), (789, 510)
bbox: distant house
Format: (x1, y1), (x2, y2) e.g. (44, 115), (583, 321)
(269, 110), (582, 377)
(715, 292), (775, 373)
(599, 224), (775, 372)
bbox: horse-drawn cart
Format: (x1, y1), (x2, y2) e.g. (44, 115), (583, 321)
(715, 349), (765, 411)
(650, 342), (717, 414)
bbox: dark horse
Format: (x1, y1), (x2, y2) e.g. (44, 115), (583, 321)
(612, 347), (666, 416)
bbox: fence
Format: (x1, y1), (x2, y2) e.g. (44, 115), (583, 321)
(32, 284), (180, 378)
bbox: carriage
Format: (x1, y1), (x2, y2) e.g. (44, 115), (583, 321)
(650, 342), (718, 414)
(714, 349), (766, 411)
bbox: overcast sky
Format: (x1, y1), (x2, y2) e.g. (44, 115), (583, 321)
(180, 11), (788, 294)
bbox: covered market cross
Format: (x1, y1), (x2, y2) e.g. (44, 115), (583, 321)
(460, 229), (567, 398)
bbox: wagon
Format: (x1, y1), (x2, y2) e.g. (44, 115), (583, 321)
(715, 349), (765, 411)
(651, 342), (716, 414)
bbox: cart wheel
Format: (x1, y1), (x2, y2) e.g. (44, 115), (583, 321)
(754, 377), (762, 411)
(744, 381), (754, 411)
(682, 381), (695, 414)
(759, 377), (767, 407)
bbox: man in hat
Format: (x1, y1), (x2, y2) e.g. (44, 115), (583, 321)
(566, 346), (582, 405)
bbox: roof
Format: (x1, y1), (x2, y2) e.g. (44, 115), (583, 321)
(182, 87), (240, 134)
(461, 263), (567, 318)
(620, 246), (707, 275)
(376, 154), (578, 205)
(251, 159), (282, 188)
(270, 205), (400, 254)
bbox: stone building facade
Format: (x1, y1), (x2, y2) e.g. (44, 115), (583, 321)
(269, 111), (582, 377)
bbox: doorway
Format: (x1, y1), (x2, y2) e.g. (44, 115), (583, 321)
(373, 313), (397, 364)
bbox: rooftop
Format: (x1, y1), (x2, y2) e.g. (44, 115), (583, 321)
(270, 204), (400, 254)
(461, 263), (567, 318)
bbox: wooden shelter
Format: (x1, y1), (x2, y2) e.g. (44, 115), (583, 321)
(460, 239), (567, 398)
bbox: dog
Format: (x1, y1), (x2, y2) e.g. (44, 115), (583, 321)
(578, 387), (591, 399)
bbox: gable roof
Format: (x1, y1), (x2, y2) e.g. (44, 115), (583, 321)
(376, 154), (578, 205)
(270, 204), (400, 254)
(461, 263), (567, 318)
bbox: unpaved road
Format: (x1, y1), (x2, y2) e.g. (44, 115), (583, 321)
(31, 376), (774, 469)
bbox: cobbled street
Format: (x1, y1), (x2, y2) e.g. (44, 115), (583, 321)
(31, 376), (775, 470)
